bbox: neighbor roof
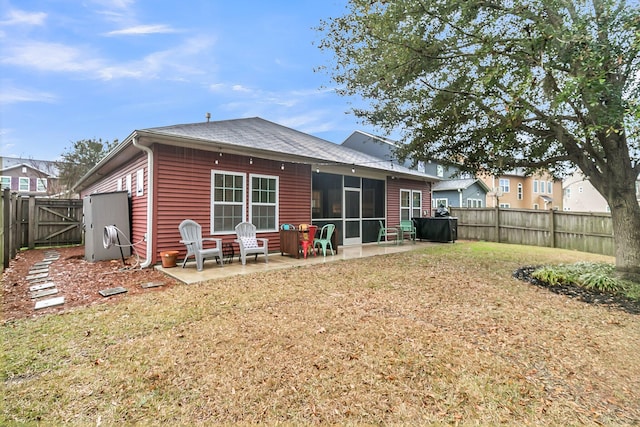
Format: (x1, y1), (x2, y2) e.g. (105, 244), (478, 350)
(433, 178), (488, 192)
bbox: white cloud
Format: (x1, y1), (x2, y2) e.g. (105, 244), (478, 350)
(104, 24), (179, 36)
(96, 36), (215, 80)
(232, 84), (252, 93)
(2, 41), (103, 72)
(0, 9), (47, 26)
(0, 85), (56, 104)
(2, 34), (215, 82)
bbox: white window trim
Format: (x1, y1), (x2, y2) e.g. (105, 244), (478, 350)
(400, 189), (422, 220)
(125, 174), (132, 196)
(547, 181), (552, 194)
(116, 178), (122, 191)
(36, 178), (47, 192)
(533, 180), (538, 193)
(434, 198), (449, 208)
(466, 198), (483, 207)
(18, 177), (29, 192)
(249, 173), (279, 232)
(517, 183), (523, 200)
(1, 176), (10, 190)
(211, 170), (246, 235)
(499, 178), (510, 193)
(136, 169), (144, 196)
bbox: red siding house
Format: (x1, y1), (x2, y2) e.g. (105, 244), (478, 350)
(73, 117), (438, 267)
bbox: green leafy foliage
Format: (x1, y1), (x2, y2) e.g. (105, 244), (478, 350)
(57, 138), (117, 194)
(318, 0), (640, 274)
(532, 262), (640, 296)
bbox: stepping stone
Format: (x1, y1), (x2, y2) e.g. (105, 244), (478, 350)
(99, 287), (127, 297)
(29, 282), (56, 292)
(26, 272), (49, 281)
(31, 288), (58, 299)
(34, 296), (65, 310)
(141, 282), (164, 289)
(33, 261), (52, 267)
(43, 256), (59, 262)
(28, 267), (49, 275)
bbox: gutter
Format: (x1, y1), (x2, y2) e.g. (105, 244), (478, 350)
(132, 135), (154, 268)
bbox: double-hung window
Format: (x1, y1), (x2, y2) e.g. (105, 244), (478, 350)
(499, 178), (510, 193)
(400, 189), (422, 220)
(19, 177), (29, 192)
(211, 171), (245, 233)
(36, 178), (47, 192)
(1, 176), (10, 190)
(250, 174), (278, 231)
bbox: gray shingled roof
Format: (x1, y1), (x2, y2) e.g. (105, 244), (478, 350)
(142, 117), (437, 180)
(432, 178), (479, 191)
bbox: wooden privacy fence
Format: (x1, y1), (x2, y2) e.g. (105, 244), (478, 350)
(2, 189), (83, 269)
(449, 207), (615, 257)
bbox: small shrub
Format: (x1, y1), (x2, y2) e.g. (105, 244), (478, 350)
(533, 262), (628, 295)
(532, 264), (577, 286)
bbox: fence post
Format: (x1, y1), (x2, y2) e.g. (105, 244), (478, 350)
(495, 206), (501, 243)
(10, 192), (19, 259)
(549, 208), (556, 248)
(28, 196), (36, 249)
(3, 189), (10, 268)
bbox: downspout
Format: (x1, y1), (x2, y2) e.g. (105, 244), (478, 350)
(132, 136), (154, 268)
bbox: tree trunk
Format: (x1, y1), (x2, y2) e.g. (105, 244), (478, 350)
(609, 190), (640, 281)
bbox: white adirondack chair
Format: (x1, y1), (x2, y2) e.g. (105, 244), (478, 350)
(234, 222), (269, 265)
(178, 219), (223, 271)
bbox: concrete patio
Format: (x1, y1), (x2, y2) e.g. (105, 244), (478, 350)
(156, 240), (437, 285)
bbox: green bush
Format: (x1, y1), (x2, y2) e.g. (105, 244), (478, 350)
(532, 262), (629, 295)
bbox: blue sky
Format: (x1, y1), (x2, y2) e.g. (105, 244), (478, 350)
(1, 0), (379, 161)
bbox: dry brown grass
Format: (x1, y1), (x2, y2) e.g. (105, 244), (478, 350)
(2, 242), (639, 425)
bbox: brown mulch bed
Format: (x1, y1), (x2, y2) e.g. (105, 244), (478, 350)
(1, 246), (179, 322)
(513, 265), (640, 315)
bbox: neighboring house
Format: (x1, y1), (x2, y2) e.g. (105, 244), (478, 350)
(480, 169), (563, 210)
(563, 170), (640, 212)
(431, 178), (490, 209)
(341, 130), (488, 208)
(0, 157), (61, 197)
(73, 117), (439, 267)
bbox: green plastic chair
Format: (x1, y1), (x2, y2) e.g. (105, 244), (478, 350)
(313, 224), (335, 256)
(377, 220), (399, 245)
(399, 220), (417, 243)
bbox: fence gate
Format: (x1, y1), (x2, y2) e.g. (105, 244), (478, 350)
(24, 197), (83, 248)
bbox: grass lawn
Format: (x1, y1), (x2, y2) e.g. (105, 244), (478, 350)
(2, 241), (639, 425)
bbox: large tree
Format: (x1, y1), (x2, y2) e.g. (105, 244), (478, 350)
(57, 138), (116, 195)
(318, 0), (640, 277)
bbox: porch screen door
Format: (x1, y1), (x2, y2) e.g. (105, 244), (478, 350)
(344, 188), (361, 245)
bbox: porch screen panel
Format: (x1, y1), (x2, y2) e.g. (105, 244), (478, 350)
(312, 173), (342, 219)
(362, 178), (384, 218)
